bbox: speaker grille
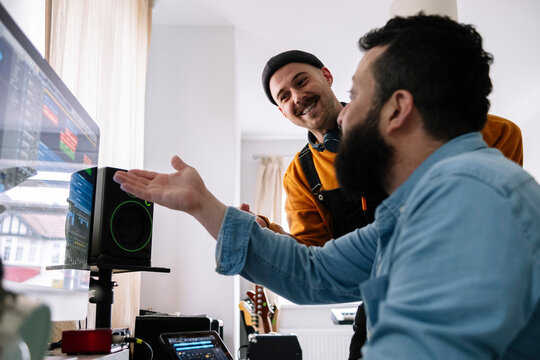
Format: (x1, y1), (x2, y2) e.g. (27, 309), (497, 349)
(110, 200), (152, 252)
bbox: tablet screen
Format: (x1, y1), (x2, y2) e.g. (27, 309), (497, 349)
(159, 330), (233, 360)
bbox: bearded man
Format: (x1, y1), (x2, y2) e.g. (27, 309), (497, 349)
(114, 14), (540, 359)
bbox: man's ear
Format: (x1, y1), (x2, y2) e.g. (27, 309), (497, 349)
(381, 90), (414, 134)
(278, 107), (287, 117)
(321, 67), (334, 86)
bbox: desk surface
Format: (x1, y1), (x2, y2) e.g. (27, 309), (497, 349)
(45, 349), (129, 360)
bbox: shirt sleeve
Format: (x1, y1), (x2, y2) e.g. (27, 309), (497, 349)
(216, 206), (377, 304)
(363, 173), (534, 359)
(482, 114), (523, 166)
(214, 206), (255, 275)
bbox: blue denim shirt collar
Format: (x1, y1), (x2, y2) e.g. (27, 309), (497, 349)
(375, 132), (488, 247)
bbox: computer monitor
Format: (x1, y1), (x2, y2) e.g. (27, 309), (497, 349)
(0, 3), (99, 320)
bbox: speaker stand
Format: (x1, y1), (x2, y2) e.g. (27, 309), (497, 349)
(90, 267), (115, 328)
(90, 265), (170, 329)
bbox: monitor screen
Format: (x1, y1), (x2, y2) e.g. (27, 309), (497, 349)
(0, 3), (99, 320)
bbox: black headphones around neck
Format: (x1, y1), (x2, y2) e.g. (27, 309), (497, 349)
(308, 128), (341, 153)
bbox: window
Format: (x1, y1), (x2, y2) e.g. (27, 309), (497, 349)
(28, 246), (36, 262)
(51, 242), (62, 264)
(3, 246), (10, 261)
(15, 246), (23, 261)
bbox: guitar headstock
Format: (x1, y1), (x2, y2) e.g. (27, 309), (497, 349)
(239, 299), (258, 327)
(246, 285), (273, 333)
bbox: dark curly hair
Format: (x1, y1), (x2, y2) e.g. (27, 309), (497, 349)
(359, 13), (493, 140)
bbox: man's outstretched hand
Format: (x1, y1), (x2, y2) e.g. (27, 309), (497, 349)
(113, 156), (204, 213)
(113, 155), (227, 239)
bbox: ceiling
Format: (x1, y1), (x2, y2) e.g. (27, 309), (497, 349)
(152, 0), (395, 37)
(151, 0), (540, 138)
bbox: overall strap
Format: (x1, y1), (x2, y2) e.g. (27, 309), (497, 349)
(298, 144), (325, 201)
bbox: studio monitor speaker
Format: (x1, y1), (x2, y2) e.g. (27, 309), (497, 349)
(90, 167), (153, 267)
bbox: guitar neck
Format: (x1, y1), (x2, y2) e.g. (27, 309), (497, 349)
(255, 285), (272, 333)
(260, 314), (272, 333)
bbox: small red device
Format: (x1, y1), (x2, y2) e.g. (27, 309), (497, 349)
(61, 329), (112, 354)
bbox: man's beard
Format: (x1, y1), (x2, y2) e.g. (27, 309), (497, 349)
(335, 106), (394, 203)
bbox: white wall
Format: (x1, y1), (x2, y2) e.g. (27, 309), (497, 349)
(522, 113), (540, 180)
(457, 0), (540, 180)
(143, 25), (237, 349)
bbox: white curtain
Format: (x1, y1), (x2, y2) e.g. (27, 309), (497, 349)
(45, 0), (153, 333)
(46, 0), (152, 168)
(252, 155), (285, 329)
(254, 155), (285, 224)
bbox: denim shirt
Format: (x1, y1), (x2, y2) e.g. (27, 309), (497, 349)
(216, 132), (540, 359)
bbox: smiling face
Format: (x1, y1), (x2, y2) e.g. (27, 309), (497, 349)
(269, 63), (342, 142)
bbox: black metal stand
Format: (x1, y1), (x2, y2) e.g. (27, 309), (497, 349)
(89, 264), (170, 329)
(90, 267), (115, 328)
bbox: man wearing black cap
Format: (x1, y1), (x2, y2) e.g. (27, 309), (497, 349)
(257, 49), (523, 359)
(260, 50), (386, 359)
(260, 50), (387, 246)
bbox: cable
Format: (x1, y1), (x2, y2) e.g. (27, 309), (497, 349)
(237, 344), (249, 360)
(123, 337), (153, 360)
(48, 340), (62, 351)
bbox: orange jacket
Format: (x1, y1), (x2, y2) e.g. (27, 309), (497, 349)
(481, 114), (523, 166)
(264, 114), (523, 247)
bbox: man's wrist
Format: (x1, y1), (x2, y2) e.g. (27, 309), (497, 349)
(192, 190), (228, 239)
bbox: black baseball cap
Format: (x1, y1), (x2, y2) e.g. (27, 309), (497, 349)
(262, 50), (324, 106)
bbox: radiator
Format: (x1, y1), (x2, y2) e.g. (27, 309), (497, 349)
(279, 327), (353, 360)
